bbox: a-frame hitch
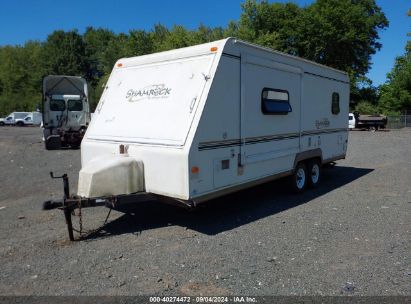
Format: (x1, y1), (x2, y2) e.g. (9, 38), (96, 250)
(43, 172), (158, 241)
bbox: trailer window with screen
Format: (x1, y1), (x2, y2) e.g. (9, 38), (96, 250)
(332, 92), (340, 114)
(261, 88), (291, 114)
(50, 99), (65, 111)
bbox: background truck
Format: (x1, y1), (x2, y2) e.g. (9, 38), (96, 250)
(42, 75), (91, 150)
(0, 112), (30, 126)
(352, 112), (387, 131)
(15, 112), (42, 126)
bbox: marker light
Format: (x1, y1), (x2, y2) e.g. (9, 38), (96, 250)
(191, 166), (200, 174)
(117, 63), (123, 67)
(210, 47), (218, 52)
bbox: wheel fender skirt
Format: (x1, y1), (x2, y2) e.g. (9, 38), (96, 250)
(293, 148), (322, 168)
(77, 155), (144, 198)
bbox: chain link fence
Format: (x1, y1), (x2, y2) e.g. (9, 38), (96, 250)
(386, 115), (411, 129)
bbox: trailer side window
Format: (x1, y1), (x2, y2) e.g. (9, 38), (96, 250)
(332, 92), (340, 114)
(68, 99), (83, 111)
(261, 88), (291, 115)
(50, 99), (65, 111)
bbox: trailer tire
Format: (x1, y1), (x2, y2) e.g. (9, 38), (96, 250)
(45, 136), (62, 150)
(290, 162), (307, 193)
(307, 159), (321, 188)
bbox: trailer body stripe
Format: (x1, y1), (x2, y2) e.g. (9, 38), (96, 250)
(198, 128), (347, 151)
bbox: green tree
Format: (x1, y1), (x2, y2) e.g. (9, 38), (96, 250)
(378, 49), (411, 114)
(0, 41), (43, 115)
(192, 24), (224, 44)
(236, 0), (388, 89)
(354, 101), (378, 114)
(124, 30), (154, 57)
(42, 30), (89, 77)
(297, 0), (388, 82)
(237, 0), (301, 51)
(83, 27), (117, 82)
(156, 25), (195, 51)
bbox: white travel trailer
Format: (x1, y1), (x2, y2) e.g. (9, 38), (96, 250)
(44, 38), (349, 240)
(78, 38), (349, 202)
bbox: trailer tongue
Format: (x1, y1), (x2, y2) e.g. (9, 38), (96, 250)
(43, 168), (191, 241)
(42, 173), (157, 241)
(44, 144), (193, 241)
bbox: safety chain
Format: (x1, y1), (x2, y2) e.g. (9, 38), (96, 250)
(71, 198), (115, 238)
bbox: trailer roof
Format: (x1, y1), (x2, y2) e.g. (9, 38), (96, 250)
(231, 39), (348, 76)
(115, 38), (349, 83)
(115, 39), (227, 68)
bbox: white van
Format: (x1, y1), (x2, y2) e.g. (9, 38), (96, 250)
(76, 38), (349, 203)
(0, 112), (30, 126)
(15, 112), (42, 126)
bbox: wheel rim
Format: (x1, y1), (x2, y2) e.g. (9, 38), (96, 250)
(296, 168), (306, 189)
(311, 164), (320, 184)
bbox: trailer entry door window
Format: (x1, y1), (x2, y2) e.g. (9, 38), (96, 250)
(261, 88), (291, 114)
(50, 99), (65, 111)
(332, 92), (340, 114)
(68, 99), (83, 111)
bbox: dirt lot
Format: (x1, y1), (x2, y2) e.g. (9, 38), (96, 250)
(0, 127), (410, 296)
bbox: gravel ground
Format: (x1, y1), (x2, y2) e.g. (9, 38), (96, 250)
(0, 126), (410, 296)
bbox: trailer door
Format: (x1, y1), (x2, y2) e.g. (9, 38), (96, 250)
(240, 55), (302, 174)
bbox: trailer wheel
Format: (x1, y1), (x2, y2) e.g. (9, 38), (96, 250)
(45, 136), (62, 150)
(291, 162), (307, 193)
(307, 159), (321, 188)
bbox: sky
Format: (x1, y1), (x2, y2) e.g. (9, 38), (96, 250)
(0, 0), (409, 86)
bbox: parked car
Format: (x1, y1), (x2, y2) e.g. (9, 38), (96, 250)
(15, 112), (42, 126)
(0, 112), (30, 126)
